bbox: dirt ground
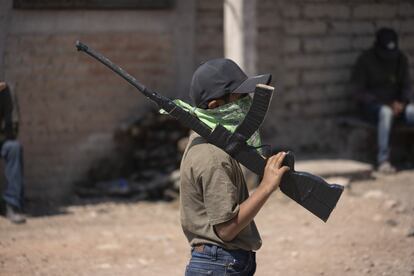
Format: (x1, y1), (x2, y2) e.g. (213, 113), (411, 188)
(1, 169), (414, 276)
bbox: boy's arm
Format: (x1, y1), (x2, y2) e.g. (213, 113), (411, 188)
(214, 152), (289, 242)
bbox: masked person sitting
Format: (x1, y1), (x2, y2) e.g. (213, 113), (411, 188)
(0, 81), (25, 224)
(179, 58), (290, 275)
(352, 28), (414, 173)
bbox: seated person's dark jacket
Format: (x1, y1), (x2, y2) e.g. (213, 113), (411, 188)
(352, 48), (412, 110)
(0, 86), (16, 146)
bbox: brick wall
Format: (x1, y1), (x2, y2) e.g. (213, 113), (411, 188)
(256, 0), (414, 155)
(7, 0), (413, 200)
(194, 0), (224, 67)
(2, 0), (224, 200)
(1, 1), (198, 200)
(5, 31), (174, 199)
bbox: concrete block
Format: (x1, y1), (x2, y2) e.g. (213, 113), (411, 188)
(304, 84), (349, 102)
(258, 11), (282, 28)
(401, 36), (414, 50)
(401, 19), (414, 34)
(324, 84), (348, 99)
(281, 4), (301, 18)
(375, 20), (402, 33)
(304, 4), (350, 19)
(304, 36), (351, 52)
(286, 52), (357, 69)
(326, 52), (358, 68)
(351, 36), (373, 50)
(283, 70), (300, 88)
(303, 68), (350, 85)
(299, 101), (325, 117)
(285, 55), (318, 69)
(302, 99), (349, 117)
(284, 20), (327, 35)
(198, 0), (222, 10)
(258, 0), (278, 11)
(353, 4), (397, 19)
(196, 16), (223, 29)
(283, 37), (301, 53)
(397, 3), (414, 17)
(280, 87), (299, 103)
(302, 87), (327, 101)
(331, 21), (375, 35)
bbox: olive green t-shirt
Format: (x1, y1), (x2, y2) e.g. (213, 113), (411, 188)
(179, 132), (262, 251)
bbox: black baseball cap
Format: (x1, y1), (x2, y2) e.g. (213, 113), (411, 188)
(190, 58), (271, 108)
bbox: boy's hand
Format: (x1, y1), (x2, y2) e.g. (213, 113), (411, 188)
(261, 152), (290, 193)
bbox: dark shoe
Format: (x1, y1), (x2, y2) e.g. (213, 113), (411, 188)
(6, 204), (26, 224)
(377, 161), (396, 174)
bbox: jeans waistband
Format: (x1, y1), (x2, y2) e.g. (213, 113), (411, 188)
(193, 244), (254, 258)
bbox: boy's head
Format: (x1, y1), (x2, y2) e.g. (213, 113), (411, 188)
(190, 58), (271, 109)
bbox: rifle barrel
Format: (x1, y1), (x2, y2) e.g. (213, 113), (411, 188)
(75, 40), (161, 103)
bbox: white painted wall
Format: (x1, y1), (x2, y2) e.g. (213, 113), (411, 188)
(224, 0), (257, 75)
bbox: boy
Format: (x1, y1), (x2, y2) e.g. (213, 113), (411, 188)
(180, 59), (289, 275)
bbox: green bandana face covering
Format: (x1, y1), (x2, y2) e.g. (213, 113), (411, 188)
(160, 96), (263, 152)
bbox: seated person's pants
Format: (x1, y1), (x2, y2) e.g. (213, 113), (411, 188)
(375, 104), (414, 163)
(1, 140), (24, 210)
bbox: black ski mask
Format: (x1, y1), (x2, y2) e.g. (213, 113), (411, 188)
(374, 28), (400, 61)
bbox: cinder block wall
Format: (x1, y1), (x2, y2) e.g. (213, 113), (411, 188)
(7, 0), (413, 200)
(1, 0), (223, 200)
(194, 1), (224, 69)
(256, 0), (414, 155)
(5, 24), (175, 200)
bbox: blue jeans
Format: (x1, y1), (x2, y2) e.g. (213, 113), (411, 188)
(365, 103), (414, 163)
(185, 244), (256, 276)
(2, 140), (24, 209)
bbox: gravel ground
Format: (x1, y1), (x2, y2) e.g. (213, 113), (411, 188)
(1, 169), (414, 276)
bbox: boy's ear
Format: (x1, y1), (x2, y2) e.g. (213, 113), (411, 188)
(207, 100), (220, 109)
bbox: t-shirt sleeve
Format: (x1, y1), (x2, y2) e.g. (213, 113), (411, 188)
(199, 163), (240, 226)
